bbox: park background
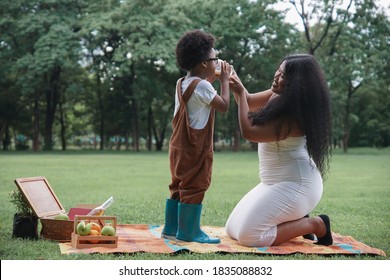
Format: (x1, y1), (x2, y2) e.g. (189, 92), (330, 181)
(0, 0), (389, 261)
(0, 0), (389, 153)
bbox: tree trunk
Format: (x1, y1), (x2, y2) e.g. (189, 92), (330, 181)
(233, 127), (240, 152)
(32, 92), (40, 152)
(147, 105), (152, 151)
(43, 66), (61, 150)
(342, 80), (362, 153)
(1, 123), (11, 150)
(124, 132), (130, 150)
(0, 122), (5, 150)
(59, 97), (66, 151)
(342, 129), (349, 153)
(232, 106), (241, 152)
(96, 71), (105, 150)
(132, 98), (139, 151)
(342, 88), (352, 153)
(127, 66), (139, 152)
(153, 120), (166, 152)
(116, 136), (121, 150)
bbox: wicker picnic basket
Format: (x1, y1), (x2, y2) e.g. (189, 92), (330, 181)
(40, 218), (74, 242)
(14, 176), (96, 242)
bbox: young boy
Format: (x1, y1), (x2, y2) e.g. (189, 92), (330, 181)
(162, 30), (232, 243)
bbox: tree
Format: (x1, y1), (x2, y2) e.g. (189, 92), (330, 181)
(2, 0), (388, 151)
(290, 0), (389, 152)
(324, 0), (389, 151)
(185, 0), (300, 150)
(1, 0), (83, 151)
(96, 0), (190, 151)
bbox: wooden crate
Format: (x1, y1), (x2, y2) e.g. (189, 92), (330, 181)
(71, 215), (118, 249)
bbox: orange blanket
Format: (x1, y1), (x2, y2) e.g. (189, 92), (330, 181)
(59, 224), (386, 256)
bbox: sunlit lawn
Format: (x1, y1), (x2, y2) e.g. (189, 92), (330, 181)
(0, 148), (389, 260)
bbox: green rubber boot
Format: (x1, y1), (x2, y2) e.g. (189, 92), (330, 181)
(176, 203), (220, 244)
(161, 199), (178, 240)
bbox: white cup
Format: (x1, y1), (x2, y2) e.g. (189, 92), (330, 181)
(215, 59), (234, 77)
(215, 59), (223, 77)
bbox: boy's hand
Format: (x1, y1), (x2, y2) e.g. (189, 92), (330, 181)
(218, 60), (232, 81)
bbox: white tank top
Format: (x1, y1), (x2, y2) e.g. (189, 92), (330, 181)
(258, 136), (321, 186)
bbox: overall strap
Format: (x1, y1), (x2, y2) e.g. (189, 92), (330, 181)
(176, 77), (202, 105)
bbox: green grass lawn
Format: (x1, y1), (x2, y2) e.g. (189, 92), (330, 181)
(0, 148), (389, 260)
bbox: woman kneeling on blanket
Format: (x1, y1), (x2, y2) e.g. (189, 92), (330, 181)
(226, 54), (333, 247)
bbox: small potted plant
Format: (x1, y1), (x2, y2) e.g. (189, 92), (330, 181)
(9, 189), (38, 239)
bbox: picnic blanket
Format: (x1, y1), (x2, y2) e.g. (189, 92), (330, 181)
(59, 224), (386, 256)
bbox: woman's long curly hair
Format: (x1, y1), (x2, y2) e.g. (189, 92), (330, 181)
(250, 54), (332, 177)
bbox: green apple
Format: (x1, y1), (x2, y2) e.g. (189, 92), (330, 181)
(76, 221), (92, 236)
(101, 225), (116, 236)
(54, 213), (69, 220)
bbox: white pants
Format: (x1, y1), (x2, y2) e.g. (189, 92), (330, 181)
(225, 180), (322, 247)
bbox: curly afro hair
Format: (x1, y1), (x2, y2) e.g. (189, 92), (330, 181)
(176, 29), (215, 71)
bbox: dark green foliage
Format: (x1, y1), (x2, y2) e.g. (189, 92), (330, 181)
(0, 0), (389, 151)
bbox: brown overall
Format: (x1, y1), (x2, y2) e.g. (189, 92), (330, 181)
(168, 77), (215, 204)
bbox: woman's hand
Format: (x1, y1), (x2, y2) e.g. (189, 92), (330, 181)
(229, 73), (248, 106)
(229, 74), (245, 95)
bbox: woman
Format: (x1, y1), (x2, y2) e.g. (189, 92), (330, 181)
(226, 54), (333, 247)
